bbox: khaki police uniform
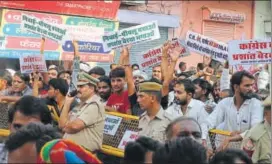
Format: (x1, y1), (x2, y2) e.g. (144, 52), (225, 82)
(137, 82), (174, 142)
(241, 95), (271, 163)
(63, 72), (105, 152)
(139, 107), (173, 142)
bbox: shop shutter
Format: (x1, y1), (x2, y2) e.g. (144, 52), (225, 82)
(97, 23), (169, 75)
(203, 21), (235, 43)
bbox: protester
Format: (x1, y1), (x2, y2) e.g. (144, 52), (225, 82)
(7, 95), (52, 133)
(88, 66), (106, 79)
(98, 76), (112, 106)
(131, 64), (140, 71)
(38, 139), (101, 164)
(202, 71), (264, 147)
(210, 149), (253, 164)
(0, 70), (12, 93)
(166, 79), (208, 138)
(58, 70), (72, 85)
(241, 95), (271, 163)
(124, 136), (161, 164)
(120, 44), (175, 116)
(31, 72), (49, 98)
(165, 117), (202, 143)
(197, 63), (205, 73)
(193, 78), (212, 103)
(0, 123), (61, 163)
(138, 82), (173, 142)
(153, 137), (207, 164)
(46, 78), (78, 126)
(59, 72), (105, 153)
(178, 61), (187, 74)
(106, 67), (131, 114)
(127, 69), (148, 116)
(211, 81), (221, 103)
(47, 65), (58, 80)
(133, 70), (148, 89)
(0, 72), (32, 102)
(152, 65), (162, 82)
(193, 78), (215, 114)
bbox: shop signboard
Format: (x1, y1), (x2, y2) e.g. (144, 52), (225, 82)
(0, 1), (121, 20)
(0, 9), (118, 62)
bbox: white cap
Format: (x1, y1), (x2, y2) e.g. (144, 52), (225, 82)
(133, 70), (148, 80)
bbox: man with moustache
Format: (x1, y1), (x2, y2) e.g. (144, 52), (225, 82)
(97, 76), (111, 106)
(59, 72), (105, 153)
(201, 71), (264, 146)
(165, 79), (209, 139)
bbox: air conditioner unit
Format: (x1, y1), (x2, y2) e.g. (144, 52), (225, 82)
(121, 0), (146, 5)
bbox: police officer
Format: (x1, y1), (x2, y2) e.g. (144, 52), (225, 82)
(59, 72), (105, 153)
(242, 95), (271, 163)
(137, 82), (173, 142)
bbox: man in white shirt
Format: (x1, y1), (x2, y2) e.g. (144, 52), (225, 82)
(202, 71), (264, 146)
(166, 79), (209, 139)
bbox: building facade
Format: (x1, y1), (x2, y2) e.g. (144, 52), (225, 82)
(113, 1), (255, 71)
(254, 1), (271, 39)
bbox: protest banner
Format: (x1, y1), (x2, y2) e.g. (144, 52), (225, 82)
(118, 130), (138, 150)
(104, 114), (122, 136)
(19, 55), (47, 74)
(185, 31), (228, 63)
(228, 39), (272, 66)
(21, 13), (67, 43)
(171, 38), (190, 57)
(102, 21), (160, 51)
(138, 38), (190, 70)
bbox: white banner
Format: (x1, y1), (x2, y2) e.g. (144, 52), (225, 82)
(104, 114), (122, 136)
(21, 13), (67, 43)
(118, 130), (138, 150)
(102, 21), (160, 51)
(138, 39), (190, 70)
(185, 31), (228, 63)
(228, 39), (272, 66)
(19, 55), (47, 74)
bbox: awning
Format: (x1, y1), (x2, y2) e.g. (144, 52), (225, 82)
(203, 7), (246, 24)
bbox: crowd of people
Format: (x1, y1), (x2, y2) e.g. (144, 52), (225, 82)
(0, 41), (271, 163)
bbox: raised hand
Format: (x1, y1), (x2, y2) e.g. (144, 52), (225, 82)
(169, 44), (182, 62)
(162, 41), (171, 58)
(72, 40), (79, 56)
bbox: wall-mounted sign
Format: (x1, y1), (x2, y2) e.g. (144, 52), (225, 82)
(203, 7), (246, 24)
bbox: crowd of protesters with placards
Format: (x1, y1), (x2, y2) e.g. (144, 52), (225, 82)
(0, 23), (271, 164)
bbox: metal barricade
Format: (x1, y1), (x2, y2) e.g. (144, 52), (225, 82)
(208, 129), (242, 152)
(101, 112), (139, 158)
(0, 103), (10, 129)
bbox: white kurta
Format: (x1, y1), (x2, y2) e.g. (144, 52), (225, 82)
(165, 99), (209, 139)
(201, 97), (264, 140)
